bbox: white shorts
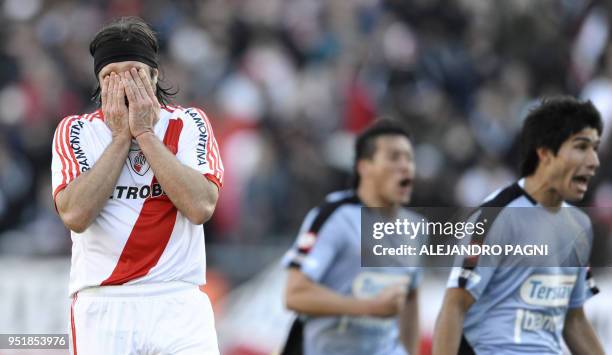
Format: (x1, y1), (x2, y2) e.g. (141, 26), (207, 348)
(69, 281), (219, 355)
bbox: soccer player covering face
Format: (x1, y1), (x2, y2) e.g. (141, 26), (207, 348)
(432, 97), (605, 355)
(51, 17), (223, 355)
(282, 120), (422, 355)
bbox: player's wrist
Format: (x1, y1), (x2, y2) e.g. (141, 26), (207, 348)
(357, 298), (377, 316)
(134, 129), (155, 141)
(111, 132), (131, 146)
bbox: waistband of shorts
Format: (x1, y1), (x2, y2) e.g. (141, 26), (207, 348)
(76, 281), (198, 297)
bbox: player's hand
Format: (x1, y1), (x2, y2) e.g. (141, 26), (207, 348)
(101, 73), (131, 142)
(366, 284), (407, 317)
(122, 67), (159, 139)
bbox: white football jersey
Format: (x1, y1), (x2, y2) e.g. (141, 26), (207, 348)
(51, 105), (224, 295)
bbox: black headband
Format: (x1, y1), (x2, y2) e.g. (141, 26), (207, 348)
(93, 40), (158, 77)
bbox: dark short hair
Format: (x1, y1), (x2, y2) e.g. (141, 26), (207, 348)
(352, 118), (412, 188)
(89, 16), (176, 106)
(519, 96), (603, 176)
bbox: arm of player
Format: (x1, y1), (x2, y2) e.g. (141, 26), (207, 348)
(399, 289), (420, 355)
(56, 73), (131, 232)
(135, 132), (218, 224)
(563, 307), (605, 355)
(285, 268), (405, 317)
(123, 68), (218, 224)
(432, 288), (475, 355)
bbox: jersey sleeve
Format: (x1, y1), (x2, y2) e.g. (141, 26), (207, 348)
(51, 115), (93, 207)
(447, 265), (497, 301)
(281, 208), (344, 283)
(567, 217), (597, 308)
(177, 107), (224, 189)
(446, 208), (509, 300)
(569, 267), (599, 308)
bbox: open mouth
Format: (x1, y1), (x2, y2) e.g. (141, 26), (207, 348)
(399, 178), (412, 188)
(571, 175), (592, 192)
(572, 176), (589, 184)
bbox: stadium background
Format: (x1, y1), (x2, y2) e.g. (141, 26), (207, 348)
(0, 0), (611, 354)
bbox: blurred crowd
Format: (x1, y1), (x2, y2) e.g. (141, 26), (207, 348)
(1, 0), (612, 259)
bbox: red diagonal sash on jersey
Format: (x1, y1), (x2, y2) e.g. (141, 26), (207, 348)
(101, 119), (184, 285)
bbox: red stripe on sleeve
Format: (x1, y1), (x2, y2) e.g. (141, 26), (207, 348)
(63, 117), (82, 180)
(53, 116), (79, 210)
(54, 119), (68, 187)
(53, 182), (68, 212)
(195, 109), (216, 172)
(58, 116), (75, 182)
(211, 139), (224, 180)
(60, 117), (75, 182)
(204, 173), (222, 189)
(60, 117), (75, 184)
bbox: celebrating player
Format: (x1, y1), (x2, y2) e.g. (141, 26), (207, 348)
(51, 17), (223, 354)
(281, 119), (422, 355)
(432, 97), (605, 355)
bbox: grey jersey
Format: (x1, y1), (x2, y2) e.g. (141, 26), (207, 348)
(448, 179), (599, 355)
(282, 191), (422, 355)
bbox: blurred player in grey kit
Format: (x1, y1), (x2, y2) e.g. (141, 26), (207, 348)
(281, 119), (422, 355)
